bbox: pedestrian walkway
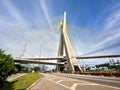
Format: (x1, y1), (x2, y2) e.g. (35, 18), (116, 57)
(7, 73), (27, 81)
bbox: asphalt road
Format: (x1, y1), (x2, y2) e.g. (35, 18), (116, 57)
(54, 73), (120, 88)
(29, 73), (120, 90)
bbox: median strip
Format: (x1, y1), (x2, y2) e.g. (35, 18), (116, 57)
(1, 73), (43, 90)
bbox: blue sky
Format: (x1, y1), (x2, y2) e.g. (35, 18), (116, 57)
(0, 0), (120, 66)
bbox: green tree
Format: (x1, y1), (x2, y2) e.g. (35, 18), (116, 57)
(34, 67), (40, 72)
(0, 49), (17, 86)
(15, 64), (25, 72)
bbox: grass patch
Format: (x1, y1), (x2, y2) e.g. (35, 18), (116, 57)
(1, 73), (43, 90)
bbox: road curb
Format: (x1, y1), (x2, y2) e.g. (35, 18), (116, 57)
(7, 73), (27, 81)
(27, 76), (44, 90)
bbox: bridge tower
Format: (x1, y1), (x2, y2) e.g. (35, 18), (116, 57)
(57, 12), (83, 72)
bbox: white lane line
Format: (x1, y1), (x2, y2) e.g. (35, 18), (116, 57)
(56, 80), (63, 83)
(69, 77), (120, 90)
(69, 76), (120, 90)
(45, 78), (71, 90)
(70, 83), (78, 90)
(70, 83), (98, 90)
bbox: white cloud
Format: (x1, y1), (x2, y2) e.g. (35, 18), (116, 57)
(39, 0), (52, 27)
(0, 0), (62, 59)
(1, 0), (27, 24)
(94, 5), (120, 48)
(105, 9), (120, 30)
(94, 32), (120, 47)
(0, 21), (60, 58)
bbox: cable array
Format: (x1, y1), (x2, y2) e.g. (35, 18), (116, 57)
(0, 15), (62, 57)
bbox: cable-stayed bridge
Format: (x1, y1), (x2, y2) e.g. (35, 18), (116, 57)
(1, 12), (120, 72)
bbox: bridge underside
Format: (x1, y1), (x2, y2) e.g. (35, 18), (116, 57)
(14, 59), (64, 65)
(57, 61), (81, 71)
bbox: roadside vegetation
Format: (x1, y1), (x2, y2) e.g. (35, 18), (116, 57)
(0, 49), (17, 87)
(1, 73), (43, 90)
(34, 66), (40, 72)
(61, 70), (120, 77)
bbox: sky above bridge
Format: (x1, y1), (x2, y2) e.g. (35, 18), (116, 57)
(0, 0), (120, 66)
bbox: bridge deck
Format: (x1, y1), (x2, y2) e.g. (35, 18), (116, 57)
(14, 59), (64, 65)
(14, 54), (120, 65)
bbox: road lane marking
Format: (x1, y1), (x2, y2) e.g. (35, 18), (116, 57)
(70, 83), (98, 90)
(70, 83), (78, 90)
(56, 80), (63, 83)
(45, 78), (72, 90)
(47, 74), (120, 90)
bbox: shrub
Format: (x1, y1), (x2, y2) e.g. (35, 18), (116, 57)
(34, 67), (40, 72)
(0, 50), (17, 87)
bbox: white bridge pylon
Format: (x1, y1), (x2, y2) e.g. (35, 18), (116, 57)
(57, 12), (83, 72)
